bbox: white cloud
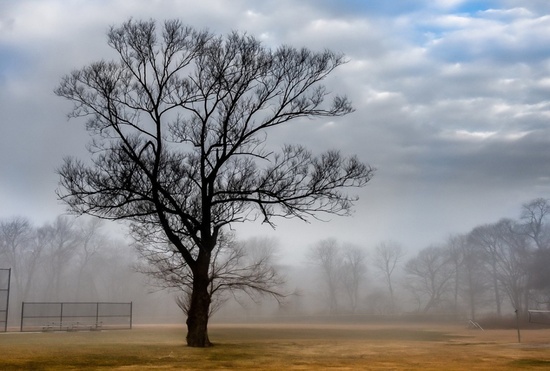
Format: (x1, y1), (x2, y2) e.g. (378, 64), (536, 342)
(481, 7), (534, 19)
(453, 130), (496, 140)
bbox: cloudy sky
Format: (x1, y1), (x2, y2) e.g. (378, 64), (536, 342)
(1, 0), (550, 261)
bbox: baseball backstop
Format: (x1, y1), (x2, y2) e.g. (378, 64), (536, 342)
(20, 301), (132, 332)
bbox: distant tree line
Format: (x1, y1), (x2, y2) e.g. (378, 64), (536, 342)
(0, 214), (287, 325)
(300, 197), (550, 322)
(3, 197), (549, 325)
(0, 215), (176, 324)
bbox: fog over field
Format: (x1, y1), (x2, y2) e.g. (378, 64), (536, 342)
(2, 1), (550, 326)
(2, 198), (550, 326)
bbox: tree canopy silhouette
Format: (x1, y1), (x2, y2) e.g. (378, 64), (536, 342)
(55, 19), (375, 347)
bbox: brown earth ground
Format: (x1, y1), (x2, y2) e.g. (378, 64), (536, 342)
(1, 322), (550, 370)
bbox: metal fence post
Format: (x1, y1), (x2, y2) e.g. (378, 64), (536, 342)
(130, 302), (133, 329)
(0, 269), (10, 332)
(5, 269), (10, 332)
(60, 303), (64, 330)
(20, 302), (24, 332)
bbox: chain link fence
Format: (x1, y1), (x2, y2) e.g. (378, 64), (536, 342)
(20, 301), (132, 332)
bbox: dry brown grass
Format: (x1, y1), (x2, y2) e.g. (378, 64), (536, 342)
(1, 322), (550, 370)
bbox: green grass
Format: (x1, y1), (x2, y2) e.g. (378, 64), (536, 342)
(1, 323), (550, 370)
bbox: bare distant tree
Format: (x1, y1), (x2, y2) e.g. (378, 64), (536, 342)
(307, 238), (342, 314)
(41, 216), (80, 300)
(55, 19), (374, 346)
(520, 198), (550, 305)
(493, 219), (531, 315)
(341, 244), (367, 313)
(74, 218), (105, 300)
(0, 217), (40, 305)
(95, 240), (142, 301)
(529, 248), (550, 306)
(372, 240), (404, 312)
(469, 224), (504, 316)
(520, 198), (550, 250)
(459, 233), (489, 321)
(445, 234), (466, 314)
(404, 245), (453, 313)
(470, 219), (532, 315)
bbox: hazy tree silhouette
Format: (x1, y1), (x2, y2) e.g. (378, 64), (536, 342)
(135, 233), (286, 319)
(55, 19), (374, 347)
(341, 244), (367, 313)
(373, 240), (404, 313)
(0, 217), (38, 310)
(404, 245), (453, 313)
(307, 238), (342, 314)
(469, 223), (504, 317)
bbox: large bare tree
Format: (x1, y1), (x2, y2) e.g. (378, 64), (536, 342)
(55, 19), (374, 346)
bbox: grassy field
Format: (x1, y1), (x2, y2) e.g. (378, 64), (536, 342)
(1, 323), (550, 370)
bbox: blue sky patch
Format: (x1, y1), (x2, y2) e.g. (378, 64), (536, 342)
(454, 0), (500, 15)
(0, 45), (27, 80)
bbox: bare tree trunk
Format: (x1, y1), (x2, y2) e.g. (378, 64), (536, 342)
(466, 267), (476, 321)
(388, 274), (395, 312)
(186, 281), (211, 346)
(423, 296), (436, 313)
(328, 281), (339, 315)
(186, 259), (212, 347)
(491, 260), (502, 316)
(469, 290), (476, 321)
(453, 265), (460, 316)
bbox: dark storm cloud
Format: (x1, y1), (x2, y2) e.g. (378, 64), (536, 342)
(414, 131), (550, 186)
(502, 0), (550, 13)
(300, 0), (420, 17)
